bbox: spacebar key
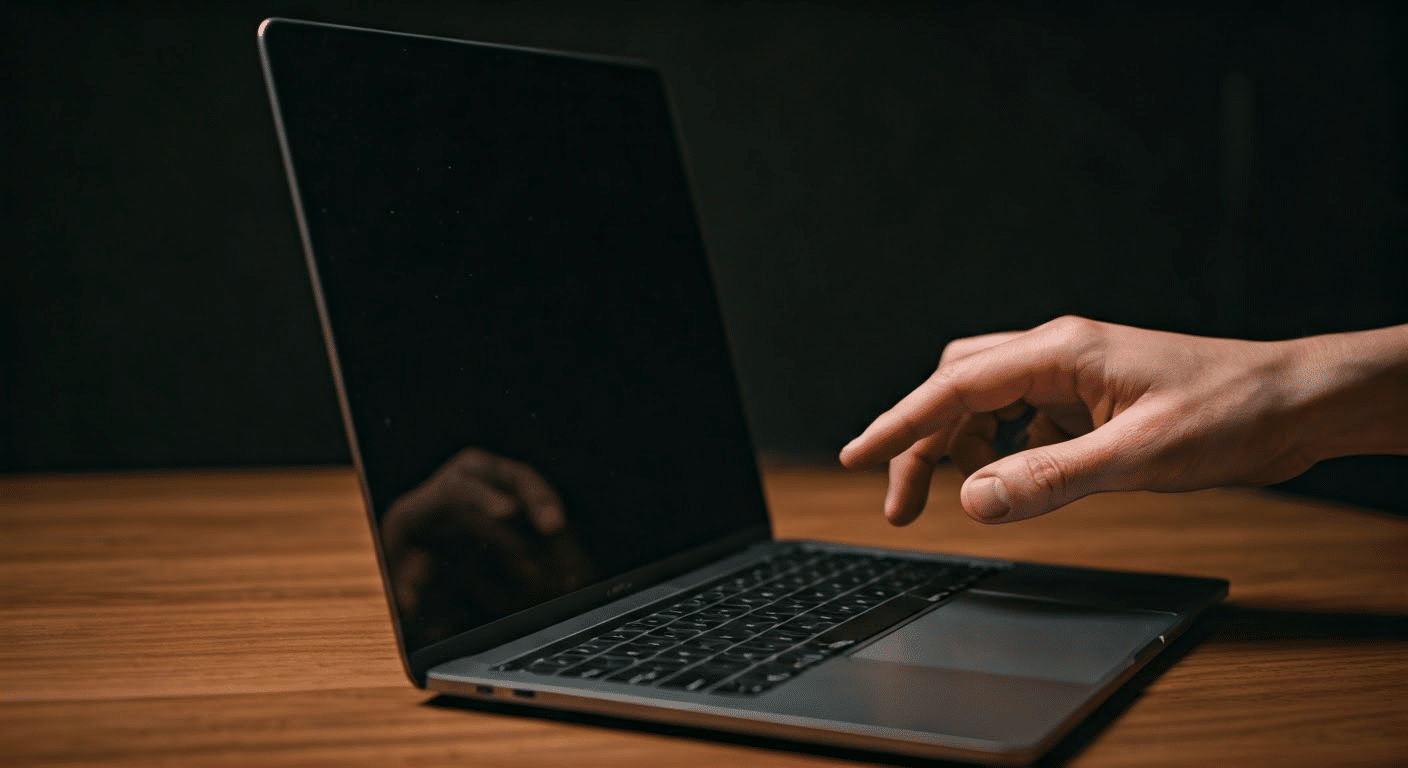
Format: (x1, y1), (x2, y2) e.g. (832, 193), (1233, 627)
(810, 595), (931, 652)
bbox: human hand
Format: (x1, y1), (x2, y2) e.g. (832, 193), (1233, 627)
(381, 448), (597, 642)
(839, 316), (1345, 525)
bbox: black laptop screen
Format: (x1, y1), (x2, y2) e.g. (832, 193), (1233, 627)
(261, 21), (770, 655)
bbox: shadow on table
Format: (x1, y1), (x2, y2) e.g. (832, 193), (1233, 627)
(425, 619), (1212, 768)
(1210, 604), (1408, 643)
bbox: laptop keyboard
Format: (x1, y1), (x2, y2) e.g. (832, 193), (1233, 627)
(494, 549), (999, 696)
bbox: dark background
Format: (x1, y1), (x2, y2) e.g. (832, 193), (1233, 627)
(4, 1), (1406, 511)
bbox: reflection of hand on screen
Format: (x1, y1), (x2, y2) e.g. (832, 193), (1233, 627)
(381, 448), (597, 644)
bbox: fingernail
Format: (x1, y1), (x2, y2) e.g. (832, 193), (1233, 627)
(969, 477), (1010, 521)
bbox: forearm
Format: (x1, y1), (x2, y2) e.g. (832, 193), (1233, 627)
(1285, 324), (1408, 461)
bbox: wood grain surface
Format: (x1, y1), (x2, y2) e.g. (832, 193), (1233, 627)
(1, 466), (1404, 767)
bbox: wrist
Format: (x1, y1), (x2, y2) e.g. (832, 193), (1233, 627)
(1281, 325), (1408, 462)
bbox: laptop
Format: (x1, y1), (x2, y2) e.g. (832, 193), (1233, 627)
(257, 18), (1226, 764)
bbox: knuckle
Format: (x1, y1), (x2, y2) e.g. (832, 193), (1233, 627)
(452, 447), (491, 470)
(938, 338), (974, 366)
(938, 331), (1021, 367)
(1053, 311), (1092, 335)
(926, 361), (962, 393)
(478, 493), (517, 519)
(1042, 315), (1106, 357)
(1022, 450), (1070, 498)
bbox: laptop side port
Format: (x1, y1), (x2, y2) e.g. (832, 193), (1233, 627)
(512, 689), (536, 699)
(475, 685), (493, 696)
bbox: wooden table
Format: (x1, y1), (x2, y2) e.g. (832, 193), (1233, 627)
(2, 466), (1405, 766)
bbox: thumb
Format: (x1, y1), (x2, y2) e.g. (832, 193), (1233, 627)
(959, 422), (1140, 523)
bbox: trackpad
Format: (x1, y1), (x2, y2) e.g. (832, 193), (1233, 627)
(854, 591), (1177, 685)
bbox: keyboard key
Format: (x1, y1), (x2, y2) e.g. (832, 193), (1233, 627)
(737, 637), (792, 653)
(912, 577), (965, 601)
(659, 645), (717, 661)
(811, 604), (858, 619)
(773, 650), (826, 670)
(719, 646), (778, 662)
(525, 654), (589, 675)
(750, 663), (797, 684)
(770, 598), (814, 613)
(780, 616), (835, 633)
(561, 657), (635, 679)
(810, 594), (930, 648)
(754, 627), (811, 645)
(699, 657), (752, 675)
(707, 624), (758, 642)
(702, 603), (751, 618)
(631, 635), (676, 648)
(713, 678), (774, 696)
(817, 602), (865, 618)
(539, 654), (588, 668)
(840, 593), (883, 607)
(734, 618), (778, 633)
(679, 636), (734, 653)
(795, 588), (842, 602)
(563, 640), (618, 656)
(732, 594), (775, 607)
(648, 626), (701, 641)
(606, 661), (686, 685)
(615, 644), (664, 658)
(659, 666), (735, 692)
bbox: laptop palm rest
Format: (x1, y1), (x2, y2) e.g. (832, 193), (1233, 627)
(853, 591), (1179, 685)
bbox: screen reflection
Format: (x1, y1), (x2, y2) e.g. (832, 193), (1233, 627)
(382, 448), (599, 649)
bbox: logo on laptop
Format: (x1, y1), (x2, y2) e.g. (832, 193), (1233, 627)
(606, 581), (634, 598)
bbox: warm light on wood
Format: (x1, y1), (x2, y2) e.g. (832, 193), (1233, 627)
(1, 466), (1404, 766)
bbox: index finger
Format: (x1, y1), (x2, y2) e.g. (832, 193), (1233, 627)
(477, 455), (567, 536)
(839, 319), (1089, 468)
(442, 448), (567, 535)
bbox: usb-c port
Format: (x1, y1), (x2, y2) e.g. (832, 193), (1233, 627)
(475, 685), (493, 696)
(512, 689), (535, 699)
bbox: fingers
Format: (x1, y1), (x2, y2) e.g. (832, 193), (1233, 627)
(841, 319), (1093, 469)
(391, 548), (433, 618)
(948, 406), (1072, 476)
(947, 412), (1003, 476)
(885, 402), (1061, 525)
(840, 334), (1017, 473)
(884, 432), (948, 526)
(959, 409), (1144, 524)
(486, 456), (565, 535)
(452, 449), (565, 534)
(936, 331), (1023, 366)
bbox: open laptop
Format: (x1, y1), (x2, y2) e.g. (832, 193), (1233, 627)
(257, 18), (1226, 764)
